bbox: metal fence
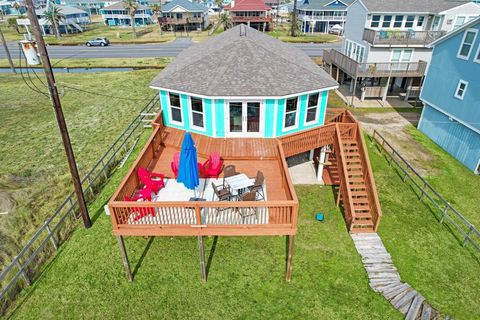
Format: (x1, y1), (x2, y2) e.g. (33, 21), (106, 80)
(372, 130), (480, 253)
(0, 95), (160, 311)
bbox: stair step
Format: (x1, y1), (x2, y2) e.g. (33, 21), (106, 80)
(349, 178), (365, 183)
(353, 219), (374, 226)
(354, 205), (371, 211)
(354, 212), (373, 218)
(350, 227), (375, 233)
(351, 191), (368, 197)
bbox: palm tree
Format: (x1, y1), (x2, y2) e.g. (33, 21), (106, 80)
(218, 12), (232, 31)
(150, 3), (162, 34)
(44, 5), (65, 38)
(123, 0), (140, 38)
(215, 0), (223, 11)
(290, 0), (298, 37)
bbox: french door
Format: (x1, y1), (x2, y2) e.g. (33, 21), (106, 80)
(227, 101), (263, 137)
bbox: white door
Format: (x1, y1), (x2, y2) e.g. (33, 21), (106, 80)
(226, 101), (263, 137)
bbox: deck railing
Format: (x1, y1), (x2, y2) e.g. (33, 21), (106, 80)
(323, 49), (427, 78)
(160, 17), (204, 24)
(372, 130), (479, 252)
(363, 28), (446, 46)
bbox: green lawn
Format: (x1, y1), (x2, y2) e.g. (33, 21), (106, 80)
(0, 70), (159, 267)
(0, 57), (171, 68)
(366, 129), (480, 319)
(6, 180), (400, 319)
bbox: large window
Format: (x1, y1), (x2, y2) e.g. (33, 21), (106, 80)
(453, 16), (466, 29)
(457, 29), (478, 60)
(370, 15), (380, 28)
(382, 15), (392, 28)
(417, 16), (425, 27)
(405, 15), (415, 28)
(454, 80), (468, 100)
(475, 43), (480, 63)
(393, 15), (404, 28)
(284, 97), (298, 129)
(169, 93), (182, 124)
(190, 97), (204, 129)
(305, 93), (319, 124)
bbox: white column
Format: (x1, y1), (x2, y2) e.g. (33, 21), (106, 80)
(382, 76), (391, 102)
(317, 147), (327, 183)
(309, 149), (314, 161)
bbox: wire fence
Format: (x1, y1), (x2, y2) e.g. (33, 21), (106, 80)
(371, 130), (480, 254)
(0, 95), (160, 313)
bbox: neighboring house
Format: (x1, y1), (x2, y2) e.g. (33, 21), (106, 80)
(202, 0), (219, 12)
(418, 17), (480, 174)
(297, 0), (352, 33)
(161, 0), (209, 31)
(16, 5), (90, 34)
(224, 0), (273, 31)
(276, 2), (292, 17)
(323, 0), (480, 103)
(0, 1), (26, 15)
(100, 2), (153, 26)
(59, 0), (119, 15)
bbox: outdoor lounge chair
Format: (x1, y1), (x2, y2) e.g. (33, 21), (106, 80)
(212, 182), (234, 201)
(201, 151), (224, 178)
(171, 152), (180, 178)
(222, 164), (239, 186)
(138, 167), (165, 193)
(248, 171), (265, 200)
(124, 194), (156, 222)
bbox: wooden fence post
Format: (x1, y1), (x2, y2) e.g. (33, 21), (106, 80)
(198, 235), (207, 282)
(14, 256), (30, 286)
(285, 235), (295, 282)
(45, 221), (58, 250)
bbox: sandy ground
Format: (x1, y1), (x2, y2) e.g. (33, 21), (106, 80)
(353, 111), (436, 175)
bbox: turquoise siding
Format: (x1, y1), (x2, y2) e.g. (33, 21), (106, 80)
(419, 105), (480, 173)
(159, 89), (330, 139)
(214, 99), (225, 137)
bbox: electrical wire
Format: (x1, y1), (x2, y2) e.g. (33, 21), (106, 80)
(18, 46), (50, 98)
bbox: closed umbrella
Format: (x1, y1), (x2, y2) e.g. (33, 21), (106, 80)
(177, 132), (200, 195)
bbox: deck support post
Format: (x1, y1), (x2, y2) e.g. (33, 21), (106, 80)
(116, 236), (133, 282)
(336, 66), (339, 82)
(382, 76), (391, 102)
(198, 235), (207, 282)
(350, 76), (357, 107)
(285, 235), (295, 282)
(405, 77), (413, 101)
(309, 149), (314, 161)
(317, 146), (327, 183)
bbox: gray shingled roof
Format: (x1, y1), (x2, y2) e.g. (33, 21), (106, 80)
(162, 0), (207, 12)
(102, 1), (150, 10)
(298, 0), (353, 11)
(37, 4), (87, 15)
(150, 25), (338, 97)
(360, 0), (471, 14)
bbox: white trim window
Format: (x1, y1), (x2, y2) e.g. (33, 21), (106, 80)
(474, 42), (480, 63)
(453, 16), (466, 29)
(284, 97), (298, 129)
(190, 96), (205, 130)
(454, 80), (468, 100)
(169, 92), (183, 124)
(382, 15), (392, 28)
(417, 16), (425, 27)
(457, 29), (478, 60)
(305, 92), (320, 125)
(370, 15), (380, 28)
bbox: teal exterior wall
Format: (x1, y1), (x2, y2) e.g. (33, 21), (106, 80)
(159, 89), (330, 138)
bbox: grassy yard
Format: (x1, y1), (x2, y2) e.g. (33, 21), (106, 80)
(0, 57), (171, 68)
(267, 23), (341, 44)
(0, 70), (159, 267)
(366, 130), (480, 319)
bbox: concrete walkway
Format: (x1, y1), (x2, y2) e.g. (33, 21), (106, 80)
(351, 233), (448, 320)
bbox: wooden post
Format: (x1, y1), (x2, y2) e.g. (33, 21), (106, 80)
(285, 235), (295, 282)
(382, 76), (391, 102)
(116, 236), (133, 282)
(336, 66), (339, 82)
(198, 236), (207, 281)
(350, 76), (357, 107)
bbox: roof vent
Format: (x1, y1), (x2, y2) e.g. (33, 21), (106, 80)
(239, 24), (247, 36)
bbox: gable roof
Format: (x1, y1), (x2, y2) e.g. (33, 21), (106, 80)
(224, 0), (271, 11)
(429, 16), (480, 47)
(150, 25), (338, 97)
(358, 0), (472, 14)
(298, 0), (353, 11)
(162, 0), (207, 12)
(102, 1), (150, 10)
(37, 4), (87, 15)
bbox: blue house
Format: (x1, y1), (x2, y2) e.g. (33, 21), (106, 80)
(418, 17), (480, 174)
(0, 1), (26, 15)
(150, 25), (338, 138)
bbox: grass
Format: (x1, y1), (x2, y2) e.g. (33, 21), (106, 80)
(0, 70), (159, 267)
(268, 23), (341, 44)
(366, 130), (480, 319)
(6, 183), (401, 319)
(0, 57), (172, 68)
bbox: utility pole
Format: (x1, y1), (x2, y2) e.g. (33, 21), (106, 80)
(0, 26), (16, 73)
(24, 0), (91, 228)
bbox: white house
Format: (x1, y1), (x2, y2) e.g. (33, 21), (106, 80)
(297, 0), (353, 33)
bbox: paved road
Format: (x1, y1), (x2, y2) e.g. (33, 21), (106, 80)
(1, 38), (342, 60)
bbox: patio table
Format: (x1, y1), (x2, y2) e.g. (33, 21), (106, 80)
(224, 173), (254, 195)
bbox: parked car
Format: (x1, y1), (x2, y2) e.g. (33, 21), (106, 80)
(328, 24), (343, 35)
(85, 38), (110, 47)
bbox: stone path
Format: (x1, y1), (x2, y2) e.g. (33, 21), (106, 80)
(351, 233), (450, 320)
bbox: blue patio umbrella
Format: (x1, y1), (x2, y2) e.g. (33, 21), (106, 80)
(177, 132), (200, 193)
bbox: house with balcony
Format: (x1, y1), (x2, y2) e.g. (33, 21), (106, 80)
(0, 0), (26, 15)
(16, 5), (90, 34)
(418, 17), (480, 174)
(108, 25), (383, 281)
(322, 0), (480, 104)
(297, 0), (352, 34)
(100, 2), (153, 26)
(160, 0), (209, 31)
(224, 0), (273, 31)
